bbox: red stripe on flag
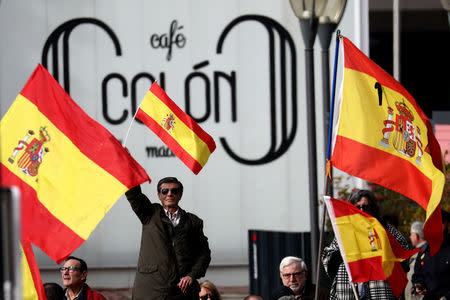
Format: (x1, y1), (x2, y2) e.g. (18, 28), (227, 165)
(387, 262), (408, 298)
(332, 135), (431, 209)
(22, 240), (46, 300)
(20, 65), (149, 188)
(423, 207), (443, 257)
(348, 256), (385, 282)
(1, 165), (85, 263)
(136, 108), (204, 174)
(149, 82), (216, 153)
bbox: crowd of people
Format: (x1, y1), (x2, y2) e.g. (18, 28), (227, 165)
(44, 179), (449, 300)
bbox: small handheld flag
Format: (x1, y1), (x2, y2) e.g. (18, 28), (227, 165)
(324, 196), (419, 298)
(135, 82), (216, 174)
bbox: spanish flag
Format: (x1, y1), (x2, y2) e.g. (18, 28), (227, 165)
(21, 241), (45, 300)
(136, 82), (216, 174)
(0, 64), (150, 299)
(331, 37), (445, 256)
(324, 196), (419, 297)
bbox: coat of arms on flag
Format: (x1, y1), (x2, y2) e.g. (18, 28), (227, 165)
(379, 101), (424, 165)
(9, 127), (50, 178)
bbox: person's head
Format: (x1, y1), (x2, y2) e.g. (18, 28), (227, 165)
(44, 282), (64, 300)
(60, 256), (88, 290)
(348, 189), (380, 217)
(409, 221), (426, 247)
(199, 280), (221, 300)
(157, 177), (183, 211)
(279, 256), (307, 296)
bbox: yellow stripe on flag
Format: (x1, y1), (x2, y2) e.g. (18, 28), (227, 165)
(140, 91), (211, 167)
(1, 95), (126, 239)
(21, 245), (38, 300)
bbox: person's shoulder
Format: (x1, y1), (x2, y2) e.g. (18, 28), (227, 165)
(184, 210), (203, 222)
(84, 284), (107, 300)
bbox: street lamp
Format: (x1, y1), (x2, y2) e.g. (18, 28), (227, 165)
(318, 1), (347, 179)
(289, 0), (325, 282)
(442, 0), (450, 26)
(289, 0), (347, 283)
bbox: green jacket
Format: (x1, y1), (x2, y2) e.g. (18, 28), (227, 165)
(126, 186), (211, 300)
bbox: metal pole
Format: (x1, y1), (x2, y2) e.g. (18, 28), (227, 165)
(305, 45), (319, 282)
(299, 14), (319, 280)
(393, 0), (401, 81)
(321, 48), (330, 161)
(314, 31), (342, 300)
(318, 21), (336, 196)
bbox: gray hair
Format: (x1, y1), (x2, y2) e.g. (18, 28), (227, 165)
(279, 256), (307, 273)
(410, 221), (425, 240)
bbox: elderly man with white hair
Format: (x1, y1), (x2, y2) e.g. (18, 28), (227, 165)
(405, 221), (427, 300)
(271, 256), (328, 300)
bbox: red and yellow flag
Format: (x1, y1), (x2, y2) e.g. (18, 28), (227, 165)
(331, 37), (445, 255)
(324, 196), (419, 297)
(136, 82), (216, 175)
(0, 64), (150, 299)
(21, 241), (45, 300)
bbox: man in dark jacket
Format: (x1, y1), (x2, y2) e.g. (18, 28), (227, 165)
(126, 177), (211, 300)
(412, 210), (450, 300)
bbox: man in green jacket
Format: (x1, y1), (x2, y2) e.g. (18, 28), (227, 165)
(125, 177), (211, 300)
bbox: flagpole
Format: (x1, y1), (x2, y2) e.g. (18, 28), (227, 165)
(122, 105), (140, 148)
(351, 283), (360, 300)
(123, 83), (153, 147)
(314, 30), (342, 300)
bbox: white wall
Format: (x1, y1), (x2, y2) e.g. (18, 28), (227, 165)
(0, 0), (368, 287)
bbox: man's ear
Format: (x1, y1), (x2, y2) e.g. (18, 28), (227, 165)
(81, 271), (88, 282)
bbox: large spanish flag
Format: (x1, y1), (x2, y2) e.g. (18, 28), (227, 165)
(0, 64), (150, 262)
(324, 196), (419, 297)
(136, 82), (216, 174)
(331, 37), (445, 256)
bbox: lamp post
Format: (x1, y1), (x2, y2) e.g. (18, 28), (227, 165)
(442, 0), (450, 27)
(318, 0), (347, 194)
(316, 1), (347, 293)
(289, 0), (347, 282)
(289, 0), (325, 281)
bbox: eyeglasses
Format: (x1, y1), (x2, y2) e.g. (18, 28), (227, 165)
(160, 188), (180, 195)
(199, 294), (214, 300)
(281, 271), (305, 279)
(355, 204), (370, 211)
(59, 266), (80, 273)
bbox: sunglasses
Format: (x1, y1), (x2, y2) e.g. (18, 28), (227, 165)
(160, 188), (181, 195)
(355, 204), (370, 211)
(199, 295), (214, 300)
(59, 266), (80, 273)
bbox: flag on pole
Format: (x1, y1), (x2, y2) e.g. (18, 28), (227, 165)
(136, 82), (216, 175)
(0, 64), (150, 299)
(324, 196), (419, 298)
(330, 37), (445, 256)
(21, 241), (45, 300)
